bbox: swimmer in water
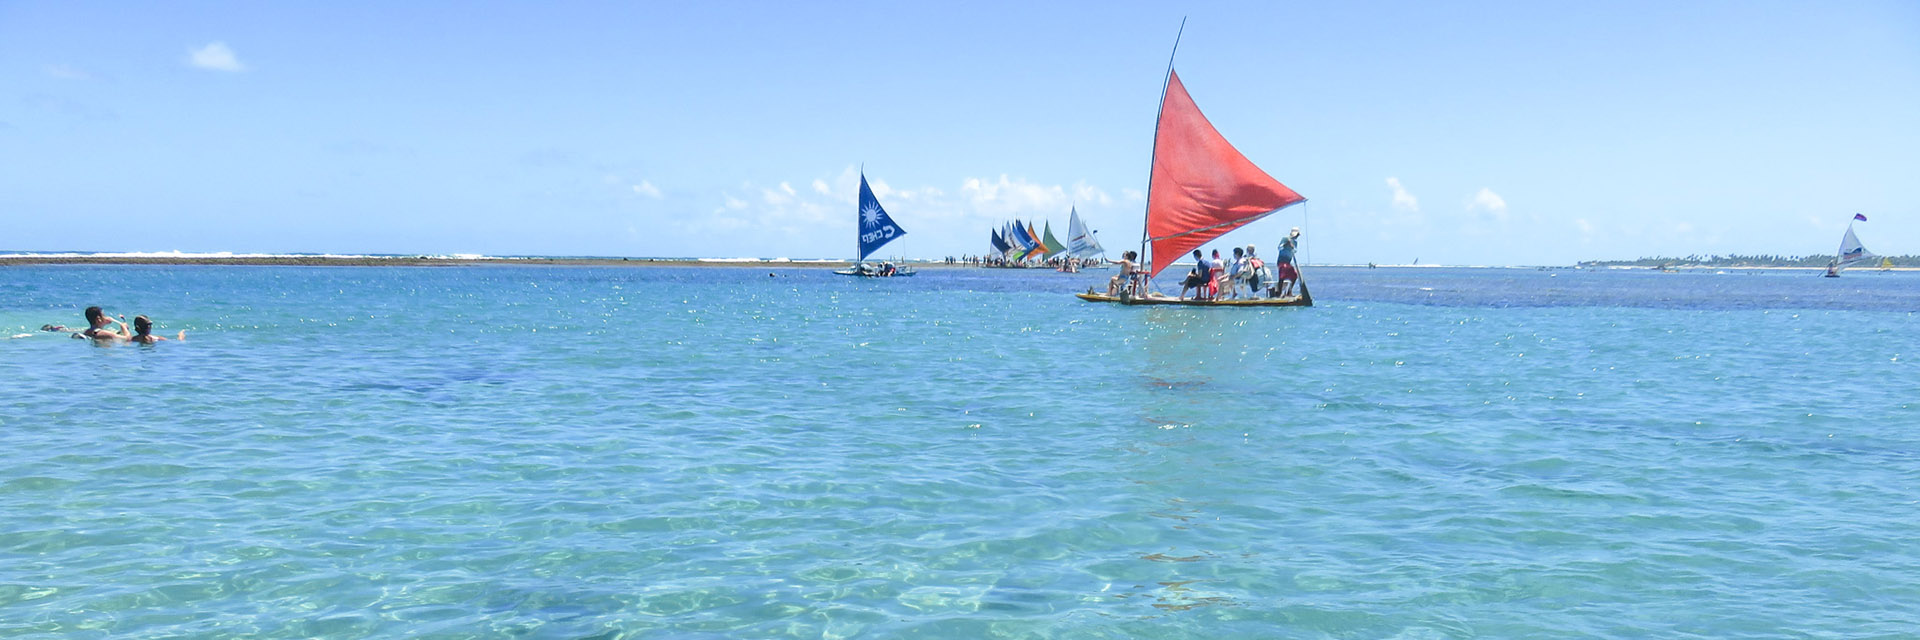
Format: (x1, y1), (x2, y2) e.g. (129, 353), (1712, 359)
(78, 306), (130, 341)
(128, 315), (185, 344)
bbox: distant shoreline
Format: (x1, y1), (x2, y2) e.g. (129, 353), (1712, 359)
(0, 255), (1909, 271)
(0, 256), (940, 268)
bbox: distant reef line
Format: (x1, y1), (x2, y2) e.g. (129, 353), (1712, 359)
(3, 254), (1908, 270)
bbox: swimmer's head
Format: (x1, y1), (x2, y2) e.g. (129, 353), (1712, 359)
(132, 316), (152, 336)
(85, 306), (105, 325)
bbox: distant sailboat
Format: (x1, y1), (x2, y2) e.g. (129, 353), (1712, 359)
(1066, 207), (1105, 260)
(1078, 21), (1311, 307)
(1824, 223), (1877, 278)
(989, 228), (1011, 257)
(1041, 222), (1068, 258)
(835, 171), (914, 277)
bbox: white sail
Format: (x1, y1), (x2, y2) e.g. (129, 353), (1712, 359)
(1836, 225), (1878, 271)
(1066, 207), (1104, 258)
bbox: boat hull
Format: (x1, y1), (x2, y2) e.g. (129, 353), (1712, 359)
(834, 269), (916, 277)
(1075, 291), (1309, 307)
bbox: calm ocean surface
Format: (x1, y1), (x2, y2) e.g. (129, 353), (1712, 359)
(3, 265), (1916, 638)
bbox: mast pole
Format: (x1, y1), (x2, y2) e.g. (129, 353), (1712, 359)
(857, 163), (864, 264)
(1138, 17), (1186, 283)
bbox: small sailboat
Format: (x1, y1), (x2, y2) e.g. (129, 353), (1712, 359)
(1078, 21), (1311, 307)
(835, 172), (915, 277)
(1041, 222), (1068, 258)
(1823, 223), (1877, 278)
(1066, 207), (1106, 262)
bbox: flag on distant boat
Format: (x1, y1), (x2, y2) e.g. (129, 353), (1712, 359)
(857, 173), (907, 260)
(1855, 213), (1868, 221)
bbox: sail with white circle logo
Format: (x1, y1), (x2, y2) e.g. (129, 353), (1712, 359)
(856, 173), (907, 261)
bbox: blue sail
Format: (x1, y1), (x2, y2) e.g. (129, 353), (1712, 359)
(990, 229), (1010, 254)
(857, 174), (907, 261)
(1012, 221), (1035, 257)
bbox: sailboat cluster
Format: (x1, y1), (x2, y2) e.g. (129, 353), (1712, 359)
(979, 210), (1106, 271)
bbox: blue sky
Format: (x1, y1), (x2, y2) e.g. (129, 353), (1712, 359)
(3, 1), (1916, 265)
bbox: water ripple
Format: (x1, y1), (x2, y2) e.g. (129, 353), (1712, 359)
(1, 266), (1917, 637)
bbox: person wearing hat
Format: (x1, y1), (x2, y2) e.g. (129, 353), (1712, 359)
(1274, 228), (1302, 298)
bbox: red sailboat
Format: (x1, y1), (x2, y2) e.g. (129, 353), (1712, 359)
(1079, 23), (1312, 307)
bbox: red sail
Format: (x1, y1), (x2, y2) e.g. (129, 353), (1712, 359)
(1146, 70), (1305, 277)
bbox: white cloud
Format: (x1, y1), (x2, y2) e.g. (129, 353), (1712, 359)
(1072, 182), (1114, 207)
(1467, 187), (1508, 219)
(960, 174), (1070, 217)
(188, 42), (247, 72)
(665, 166), (1125, 258)
(1386, 177), (1419, 212)
(44, 64), (90, 80)
(761, 182), (797, 206)
(1121, 188), (1145, 202)
(632, 181), (661, 198)
(1574, 218), (1594, 240)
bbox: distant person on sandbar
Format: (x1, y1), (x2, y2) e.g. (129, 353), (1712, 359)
(128, 315), (185, 344)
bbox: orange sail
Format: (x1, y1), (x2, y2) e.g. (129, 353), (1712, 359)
(1145, 70), (1305, 277)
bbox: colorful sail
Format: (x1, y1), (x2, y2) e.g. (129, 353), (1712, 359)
(1012, 221), (1040, 260)
(1144, 70), (1305, 277)
(857, 173), (907, 260)
(1042, 222), (1068, 256)
(990, 228), (1010, 255)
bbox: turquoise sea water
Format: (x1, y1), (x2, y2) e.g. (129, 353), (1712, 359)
(2, 265), (1916, 638)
